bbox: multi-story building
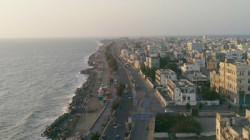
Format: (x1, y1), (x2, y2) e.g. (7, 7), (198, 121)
(225, 49), (243, 61)
(120, 49), (129, 59)
(148, 54), (160, 68)
(187, 42), (204, 53)
(216, 110), (250, 140)
(155, 69), (177, 86)
(167, 79), (196, 102)
(207, 60), (219, 71)
(210, 61), (250, 104)
(181, 63), (200, 74)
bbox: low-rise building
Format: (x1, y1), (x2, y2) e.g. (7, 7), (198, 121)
(216, 109), (250, 140)
(155, 69), (177, 86)
(181, 63), (200, 74)
(186, 72), (208, 86)
(167, 79), (196, 103)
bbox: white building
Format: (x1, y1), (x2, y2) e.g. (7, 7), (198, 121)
(181, 63), (200, 74)
(167, 79), (196, 103)
(155, 69), (177, 86)
(225, 49), (243, 61)
(120, 49), (129, 59)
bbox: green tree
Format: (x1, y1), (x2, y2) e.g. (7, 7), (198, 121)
(112, 99), (119, 111)
(90, 132), (101, 140)
(197, 103), (202, 110)
(228, 104), (232, 109)
(186, 103), (190, 110)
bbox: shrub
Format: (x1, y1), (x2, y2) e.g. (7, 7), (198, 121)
(186, 103), (190, 109)
(112, 99), (119, 111)
(90, 132), (101, 140)
(197, 103), (202, 110)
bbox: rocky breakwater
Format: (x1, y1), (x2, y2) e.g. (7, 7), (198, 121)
(42, 51), (97, 139)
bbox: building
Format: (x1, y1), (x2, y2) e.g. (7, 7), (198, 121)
(120, 49), (129, 59)
(181, 63), (200, 74)
(210, 61), (250, 104)
(193, 57), (206, 68)
(155, 69), (177, 86)
(207, 60), (219, 71)
(225, 49), (243, 61)
(216, 110), (250, 140)
(148, 54), (160, 68)
(187, 42), (204, 53)
(134, 60), (141, 69)
(167, 79), (196, 103)
(186, 72), (208, 86)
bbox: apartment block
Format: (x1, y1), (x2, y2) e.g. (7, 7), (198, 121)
(210, 61), (250, 104)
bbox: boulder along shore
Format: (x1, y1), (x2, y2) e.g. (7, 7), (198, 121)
(42, 44), (101, 140)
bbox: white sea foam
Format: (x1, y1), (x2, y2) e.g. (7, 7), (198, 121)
(60, 40), (102, 114)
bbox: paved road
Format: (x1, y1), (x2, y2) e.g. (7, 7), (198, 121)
(110, 41), (163, 140)
(102, 42), (133, 140)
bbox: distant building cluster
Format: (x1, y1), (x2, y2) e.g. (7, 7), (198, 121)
(120, 36), (250, 105)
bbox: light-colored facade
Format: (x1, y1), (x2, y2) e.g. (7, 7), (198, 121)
(207, 60), (219, 71)
(134, 60), (141, 69)
(120, 49), (129, 59)
(167, 79), (196, 103)
(155, 69), (177, 86)
(225, 49), (243, 61)
(216, 110), (250, 140)
(181, 63), (200, 74)
(187, 42), (204, 53)
(210, 61), (250, 104)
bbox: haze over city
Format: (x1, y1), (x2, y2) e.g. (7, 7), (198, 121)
(0, 0), (250, 38)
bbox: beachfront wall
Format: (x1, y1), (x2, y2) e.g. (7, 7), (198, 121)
(155, 88), (167, 107)
(154, 132), (169, 138)
(166, 100), (219, 106)
(146, 78), (154, 88)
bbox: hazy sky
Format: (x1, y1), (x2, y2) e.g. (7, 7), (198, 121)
(0, 0), (250, 38)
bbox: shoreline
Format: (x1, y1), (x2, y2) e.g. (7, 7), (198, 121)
(42, 40), (103, 139)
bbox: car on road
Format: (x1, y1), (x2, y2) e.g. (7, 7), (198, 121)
(124, 89), (128, 94)
(125, 84), (128, 88)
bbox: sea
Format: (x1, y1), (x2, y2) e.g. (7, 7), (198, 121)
(0, 38), (101, 140)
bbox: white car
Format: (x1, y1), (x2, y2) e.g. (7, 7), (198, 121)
(124, 89), (128, 94)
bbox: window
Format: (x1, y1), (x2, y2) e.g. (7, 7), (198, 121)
(248, 71), (250, 75)
(188, 97), (190, 100)
(248, 79), (250, 83)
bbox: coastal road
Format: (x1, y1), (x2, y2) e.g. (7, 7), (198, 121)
(109, 41), (163, 140)
(102, 42), (134, 140)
